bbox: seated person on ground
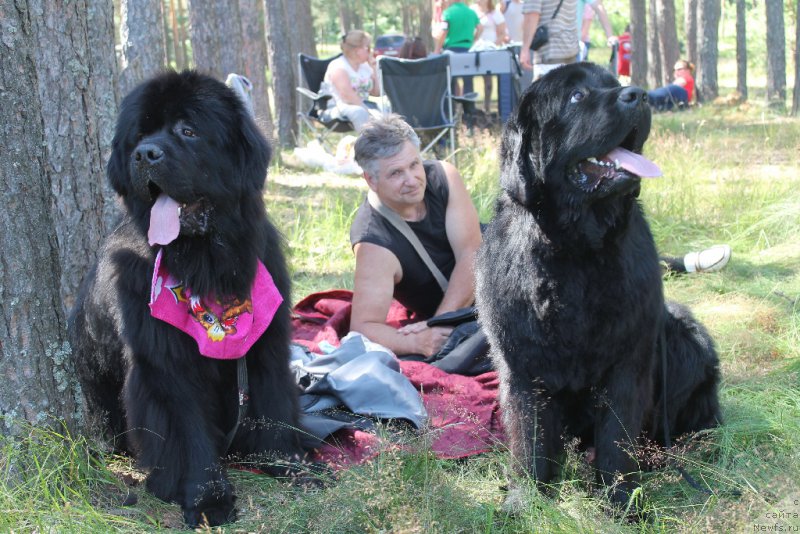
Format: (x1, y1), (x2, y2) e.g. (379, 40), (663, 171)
(321, 30), (382, 131)
(349, 115), (483, 359)
(648, 59), (695, 111)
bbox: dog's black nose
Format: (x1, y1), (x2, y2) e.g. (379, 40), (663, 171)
(133, 143), (164, 165)
(618, 86), (647, 106)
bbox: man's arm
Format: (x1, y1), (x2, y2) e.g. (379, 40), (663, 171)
(435, 160), (482, 316)
(519, 10), (541, 70)
(350, 242), (453, 357)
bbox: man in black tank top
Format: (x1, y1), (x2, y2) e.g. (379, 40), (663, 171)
(349, 115), (483, 358)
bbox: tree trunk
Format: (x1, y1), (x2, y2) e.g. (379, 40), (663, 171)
(696, 0), (721, 102)
(684, 0), (698, 65)
(630, 0), (648, 87)
(265, 0), (299, 147)
(647, 0), (663, 88)
(239, 0), (275, 140)
(177, 0), (190, 68)
(0, 0), (110, 435)
(765, 0), (786, 108)
(656, 0), (680, 83)
(21, 0), (117, 312)
(792, 0), (800, 116)
(119, 0), (167, 95)
(420, 0), (433, 50)
(189, 0), (244, 79)
(291, 0), (318, 57)
(735, 0), (747, 100)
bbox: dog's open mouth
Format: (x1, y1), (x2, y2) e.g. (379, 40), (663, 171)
(148, 192), (213, 246)
(573, 147), (661, 192)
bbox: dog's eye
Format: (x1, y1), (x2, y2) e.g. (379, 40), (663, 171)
(181, 128), (196, 138)
(570, 91), (585, 104)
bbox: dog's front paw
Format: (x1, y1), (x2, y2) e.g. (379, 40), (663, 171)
(183, 499), (237, 528)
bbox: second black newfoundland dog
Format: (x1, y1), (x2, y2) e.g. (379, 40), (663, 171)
(475, 64), (721, 511)
(69, 71), (308, 527)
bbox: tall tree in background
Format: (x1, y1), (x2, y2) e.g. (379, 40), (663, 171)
(655, 0), (679, 82)
(647, 0), (663, 87)
(119, 0), (167, 95)
(764, 0), (786, 108)
(696, 0), (721, 101)
(165, 0), (187, 69)
(189, 0), (244, 79)
(339, 0), (365, 33)
(793, 0), (800, 116)
(291, 0), (319, 57)
(239, 0), (276, 139)
(630, 0), (648, 87)
(265, 0), (300, 146)
(684, 0), (698, 64)
(0, 0), (119, 435)
(735, 0), (747, 100)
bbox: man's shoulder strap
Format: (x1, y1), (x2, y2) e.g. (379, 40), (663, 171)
(367, 190), (449, 293)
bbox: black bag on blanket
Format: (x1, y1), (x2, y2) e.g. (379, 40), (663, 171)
(425, 307), (492, 376)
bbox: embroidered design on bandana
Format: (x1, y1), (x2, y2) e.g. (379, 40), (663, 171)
(149, 249), (283, 359)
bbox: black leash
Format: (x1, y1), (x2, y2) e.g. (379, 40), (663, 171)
(224, 357), (250, 454)
(658, 322), (740, 497)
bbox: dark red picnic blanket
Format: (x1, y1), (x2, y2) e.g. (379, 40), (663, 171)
(291, 290), (505, 467)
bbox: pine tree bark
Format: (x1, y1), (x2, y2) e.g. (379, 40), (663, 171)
(764, 0), (786, 107)
(291, 0), (318, 57)
(696, 0), (721, 102)
(119, 0), (167, 96)
(189, 0), (244, 79)
(735, 0), (747, 100)
(265, 0), (299, 147)
(656, 0), (679, 83)
(684, 0), (697, 65)
(647, 0), (663, 88)
(630, 0), (648, 87)
(0, 0), (116, 435)
(238, 0), (275, 140)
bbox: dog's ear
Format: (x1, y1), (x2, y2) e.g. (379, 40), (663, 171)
(236, 108), (271, 192)
(499, 94), (545, 210)
(106, 93), (141, 197)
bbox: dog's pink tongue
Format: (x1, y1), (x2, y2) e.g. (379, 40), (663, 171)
(148, 194), (181, 246)
(605, 147), (662, 177)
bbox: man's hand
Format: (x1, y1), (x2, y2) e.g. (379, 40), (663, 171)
(406, 325), (454, 358)
(520, 47), (532, 70)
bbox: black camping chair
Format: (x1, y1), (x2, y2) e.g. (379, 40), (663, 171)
(296, 53), (355, 146)
(377, 55), (476, 159)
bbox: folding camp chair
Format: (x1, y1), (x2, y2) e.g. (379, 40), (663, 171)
(296, 53), (354, 147)
(377, 55), (475, 158)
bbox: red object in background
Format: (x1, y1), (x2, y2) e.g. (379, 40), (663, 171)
(373, 34), (406, 58)
(617, 31), (632, 77)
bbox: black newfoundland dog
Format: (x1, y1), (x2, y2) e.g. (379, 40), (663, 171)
(69, 71), (307, 527)
(475, 64), (721, 510)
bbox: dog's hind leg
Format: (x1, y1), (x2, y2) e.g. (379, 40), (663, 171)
(653, 302), (722, 443)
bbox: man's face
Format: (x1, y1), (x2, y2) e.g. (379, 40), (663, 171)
(366, 141), (427, 208)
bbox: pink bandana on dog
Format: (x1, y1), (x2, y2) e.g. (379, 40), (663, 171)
(149, 249), (283, 359)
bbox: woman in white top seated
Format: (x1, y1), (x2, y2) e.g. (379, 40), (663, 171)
(322, 30), (381, 131)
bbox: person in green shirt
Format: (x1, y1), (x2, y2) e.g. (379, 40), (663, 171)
(434, 0), (483, 94)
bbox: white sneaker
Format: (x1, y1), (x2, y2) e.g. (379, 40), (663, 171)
(683, 245), (731, 273)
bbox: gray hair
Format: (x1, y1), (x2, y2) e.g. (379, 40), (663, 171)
(354, 114), (421, 178)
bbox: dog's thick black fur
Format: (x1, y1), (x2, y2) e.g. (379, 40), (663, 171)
(69, 71), (306, 527)
(475, 63), (721, 510)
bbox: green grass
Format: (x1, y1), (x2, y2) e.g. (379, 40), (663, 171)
(4, 59), (800, 534)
